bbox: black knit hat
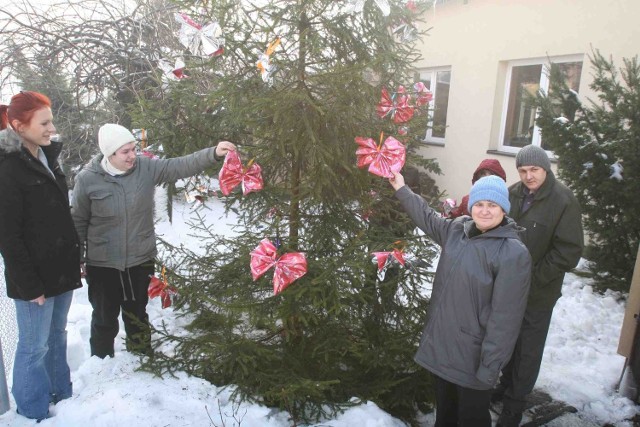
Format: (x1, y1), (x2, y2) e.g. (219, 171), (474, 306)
(515, 145), (551, 172)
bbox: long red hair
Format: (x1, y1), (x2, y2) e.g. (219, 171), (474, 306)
(0, 91), (52, 130)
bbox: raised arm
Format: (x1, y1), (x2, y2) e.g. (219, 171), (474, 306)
(390, 171), (453, 246)
(149, 141), (236, 184)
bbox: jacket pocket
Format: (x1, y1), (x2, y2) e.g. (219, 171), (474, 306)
(90, 191), (115, 217)
(134, 229), (156, 258)
(24, 177), (47, 199)
(87, 235), (109, 261)
(454, 327), (482, 373)
(522, 217), (551, 261)
(460, 327), (482, 345)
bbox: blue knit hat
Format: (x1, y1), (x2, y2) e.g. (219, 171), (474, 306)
(468, 175), (510, 213)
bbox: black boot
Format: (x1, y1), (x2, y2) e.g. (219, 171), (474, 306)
(496, 409), (523, 427)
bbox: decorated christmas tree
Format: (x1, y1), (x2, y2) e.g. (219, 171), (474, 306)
(534, 50), (640, 291)
(135, 0), (442, 423)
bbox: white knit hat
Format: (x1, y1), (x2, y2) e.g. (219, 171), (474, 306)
(98, 123), (136, 157)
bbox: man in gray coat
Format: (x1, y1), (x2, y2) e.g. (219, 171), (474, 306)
(495, 144), (584, 427)
(72, 123), (235, 358)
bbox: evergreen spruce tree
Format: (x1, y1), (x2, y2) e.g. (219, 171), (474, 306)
(135, 1), (442, 423)
(11, 53), (99, 171)
(534, 50), (640, 291)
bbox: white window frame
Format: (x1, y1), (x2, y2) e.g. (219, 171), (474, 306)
(498, 54), (583, 154)
(419, 67), (451, 145)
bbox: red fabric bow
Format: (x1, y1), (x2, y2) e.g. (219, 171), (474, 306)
(148, 275), (177, 309)
(141, 150), (158, 159)
(219, 150), (264, 196)
(413, 82), (434, 107)
(355, 133), (406, 178)
(250, 239), (307, 295)
(376, 87), (415, 124)
(442, 198), (457, 217)
(372, 248), (406, 272)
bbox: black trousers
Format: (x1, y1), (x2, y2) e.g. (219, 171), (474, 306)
(499, 306), (555, 414)
(86, 262), (154, 358)
(434, 375), (492, 427)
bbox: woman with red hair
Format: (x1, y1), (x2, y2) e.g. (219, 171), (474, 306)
(0, 91), (81, 421)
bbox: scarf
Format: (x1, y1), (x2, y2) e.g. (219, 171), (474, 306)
(100, 156), (127, 176)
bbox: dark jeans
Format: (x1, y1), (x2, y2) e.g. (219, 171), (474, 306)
(434, 375), (492, 427)
(86, 262), (154, 358)
(499, 307), (554, 414)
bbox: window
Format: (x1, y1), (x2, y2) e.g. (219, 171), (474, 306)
(499, 56), (583, 152)
(420, 68), (451, 144)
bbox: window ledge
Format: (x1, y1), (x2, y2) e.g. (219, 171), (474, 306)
(423, 140), (445, 147)
(486, 149), (516, 158)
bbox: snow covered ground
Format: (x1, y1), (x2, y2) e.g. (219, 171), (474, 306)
(0, 189), (638, 426)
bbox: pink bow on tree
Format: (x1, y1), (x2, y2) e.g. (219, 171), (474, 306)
(355, 132), (406, 178)
(148, 270), (177, 309)
(250, 239), (308, 295)
(413, 82), (434, 106)
(376, 86), (415, 124)
(442, 198), (457, 217)
(219, 150), (264, 196)
(372, 248), (406, 272)
(140, 150), (159, 159)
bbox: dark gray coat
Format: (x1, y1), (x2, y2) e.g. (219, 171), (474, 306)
(0, 129), (81, 300)
(71, 148), (218, 270)
(508, 171), (583, 310)
(395, 185), (531, 390)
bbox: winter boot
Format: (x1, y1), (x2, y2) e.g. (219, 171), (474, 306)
(496, 409), (523, 427)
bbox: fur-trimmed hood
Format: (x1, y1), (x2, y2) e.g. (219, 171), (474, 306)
(0, 128), (22, 154)
(0, 128), (63, 165)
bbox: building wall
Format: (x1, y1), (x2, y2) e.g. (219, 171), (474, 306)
(413, 0), (639, 201)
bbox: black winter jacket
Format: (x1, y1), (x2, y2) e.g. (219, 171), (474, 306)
(0, 129), (82, 300)
(508, 171), (583, 310)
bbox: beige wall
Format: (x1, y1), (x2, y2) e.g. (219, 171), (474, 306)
(413, 0), (639, 201)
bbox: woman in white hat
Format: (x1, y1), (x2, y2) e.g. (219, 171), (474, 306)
(72, 123), (235, 358)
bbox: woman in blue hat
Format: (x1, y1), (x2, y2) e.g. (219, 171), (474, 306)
(389, 173), (532, 426)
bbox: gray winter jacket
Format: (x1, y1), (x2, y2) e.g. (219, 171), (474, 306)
(395, 185), (531, 390)
(71, 148), (218, 270)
